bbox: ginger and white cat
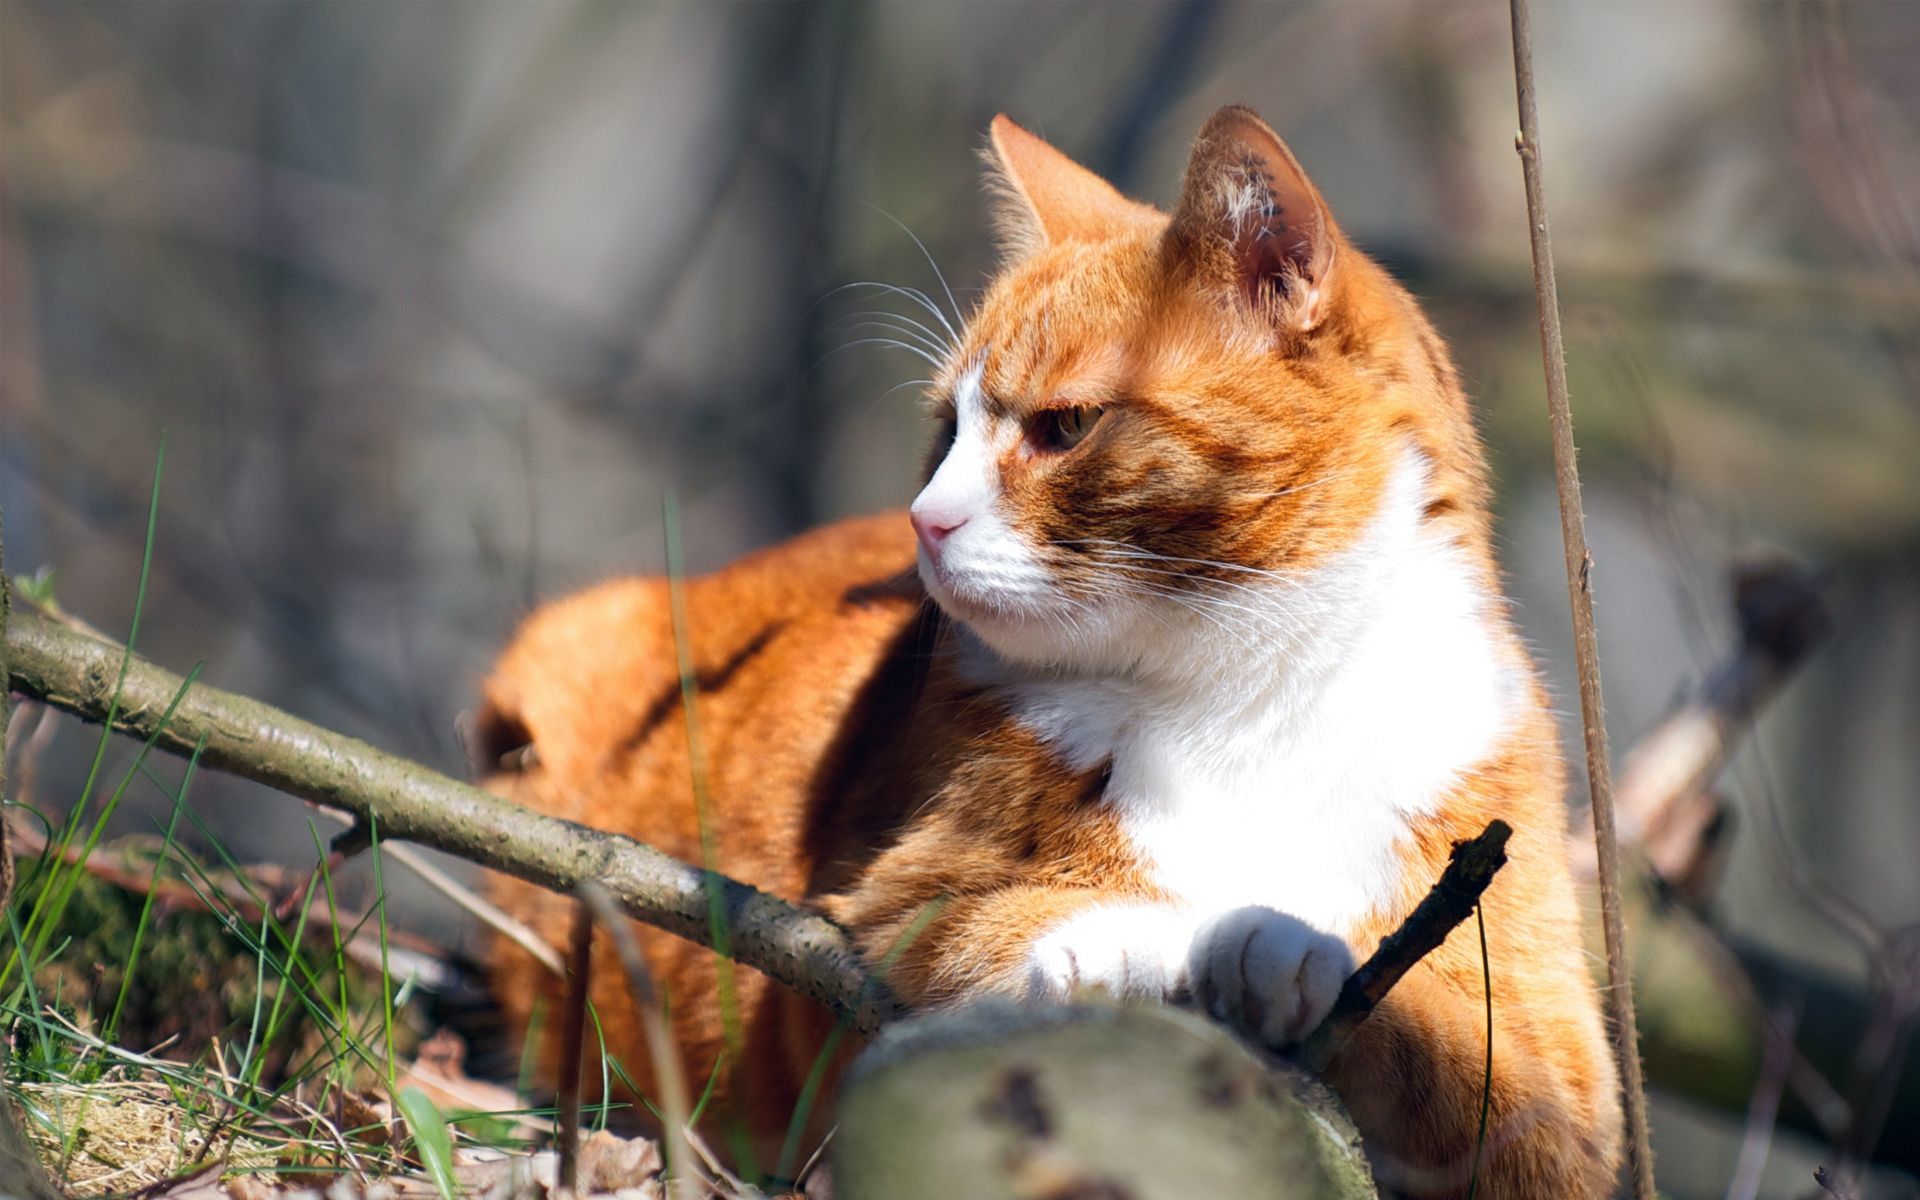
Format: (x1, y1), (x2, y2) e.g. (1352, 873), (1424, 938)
(480, 106), (1623, 1197)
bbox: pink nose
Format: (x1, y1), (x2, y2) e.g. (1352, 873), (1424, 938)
(910, 510), (967, 554)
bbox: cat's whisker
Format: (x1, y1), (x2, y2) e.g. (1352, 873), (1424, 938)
(823, 336), (944, 369)
(1076, 572), (1270, 648)
(1070, 549), (1313, 610)
(819, 281), (964, 355)
(836, 310), (956, 358)
(1057, 540), (1307, 586)
(1078, 554), (1327, 620)
(877, 378), (937, 402)
(821, 280), (960, 350)
(1075, 559), (1323, 647)
(831, 318), (950, 361)
(859, 203), (965, 341)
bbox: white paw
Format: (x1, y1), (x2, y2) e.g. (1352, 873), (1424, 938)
(1023, 903), (1197, 1002)
(1190, 907), (1352, 1049)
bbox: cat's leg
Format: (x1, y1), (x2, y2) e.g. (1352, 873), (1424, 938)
(1023, 898), (1200, 1001)
(1321, 961), (1621, 1200)
(833, 885), (1196, 1008)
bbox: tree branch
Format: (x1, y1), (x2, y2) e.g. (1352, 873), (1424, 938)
(1296, 821), (1511, 1074)
(2, 609), (904, 1034)
(1507, 1), (1657, 1195)
(1606, 556), (1830, 886)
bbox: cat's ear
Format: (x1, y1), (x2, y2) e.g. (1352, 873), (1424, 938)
(984, 115), (1159, 261)
(1171, 106), (1338, 334)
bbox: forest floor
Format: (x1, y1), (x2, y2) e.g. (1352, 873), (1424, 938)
(0, 814), (778, 1200)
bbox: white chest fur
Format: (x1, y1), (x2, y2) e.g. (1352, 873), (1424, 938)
(991, 456), (1523, 937)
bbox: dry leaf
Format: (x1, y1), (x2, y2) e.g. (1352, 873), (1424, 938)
(397, 1030), (522, 1119)
(222, 1175), (282, 1200)
(575, 1131), (662, 1195)
(338, 1092), (395, 1147)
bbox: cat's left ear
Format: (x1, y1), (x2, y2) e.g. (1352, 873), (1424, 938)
(1171, 106), (1339, 334)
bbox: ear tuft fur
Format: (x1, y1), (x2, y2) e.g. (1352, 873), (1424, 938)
(981, 124), (1049, 264)
(982, 115), (1162, 263)
(1172, 106), (1340, 333)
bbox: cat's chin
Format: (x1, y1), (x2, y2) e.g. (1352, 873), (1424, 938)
(920, 570), (1088, 666)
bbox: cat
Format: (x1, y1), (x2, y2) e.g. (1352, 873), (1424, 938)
(478, 106), (1624, 1197)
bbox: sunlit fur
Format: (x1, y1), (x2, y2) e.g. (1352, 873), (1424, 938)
(482, 107), (1623, 1196)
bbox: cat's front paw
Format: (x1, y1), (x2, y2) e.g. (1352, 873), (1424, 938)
(1190, 907), (1352, 1049)
(1024, 902), (1196, 1002)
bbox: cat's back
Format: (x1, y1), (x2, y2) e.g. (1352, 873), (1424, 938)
(480, 513), (924, 1132)
(476, 511), (922, 880)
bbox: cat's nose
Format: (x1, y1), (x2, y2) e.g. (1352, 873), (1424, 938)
(910, 509), (968, 554)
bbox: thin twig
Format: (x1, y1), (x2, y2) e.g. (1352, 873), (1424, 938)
(1813, 1164), (1859, 1200)
(1296, 820), (1511, 1073)
(3, 699), (56, 815)
(1725, 1001), (1799, 1200)
(556, 903), (593, 1194)
(314, 806), (564, 976)
(2, 503), (64, 1200)
(2, 610), (902, 1033)
(0, 505), (11, 918)
(1506, 3), (1656, 1195)
(578, 882), (704, 1200)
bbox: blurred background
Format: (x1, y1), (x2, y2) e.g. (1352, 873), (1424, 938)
(2, 2), (1916, 1196)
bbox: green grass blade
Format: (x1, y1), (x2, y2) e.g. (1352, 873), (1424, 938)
(1465, 901), (1493, 1200)
(396, 1086), (459, 1200)
(773, 895), (946, 1181)
(18, 662), (205, 978)
(100, 734), (206, 1051)
(369, 815), (399, 1100)
(662, 491), (756, 1183)
(5, 436), (166, 992)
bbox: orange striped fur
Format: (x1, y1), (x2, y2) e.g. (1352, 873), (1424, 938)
(481, 107), (1622, 1196)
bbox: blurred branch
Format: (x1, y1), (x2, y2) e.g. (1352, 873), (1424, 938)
(1590, 553), (1920, 1173)
(1374, 245), (1920, 333)
(1096, 0), (1222, 190)
(1588, 556), (1832, 892)
(2, 609), (904, 1034)
(1814, 1164), (1860, 1200)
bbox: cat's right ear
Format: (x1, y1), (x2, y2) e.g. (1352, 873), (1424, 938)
(984, 115), (1159, 262)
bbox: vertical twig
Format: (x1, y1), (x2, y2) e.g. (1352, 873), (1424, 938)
(578, 881), (705, 1200)
(1505, 2), (1656, 1196)
(556, 902), (594, 1193)
(1725, 1000), (1800, 1200)
(0, 504), (62, 1200)
(1, 503), (12, 912)
(1814, 1164), (1860, 1200)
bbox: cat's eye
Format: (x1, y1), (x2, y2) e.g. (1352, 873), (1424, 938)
(932, 414), (958, 455)
(1030, 405), (1105, 454)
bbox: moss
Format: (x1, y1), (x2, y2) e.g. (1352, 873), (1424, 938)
(7, 852), (423, 1089)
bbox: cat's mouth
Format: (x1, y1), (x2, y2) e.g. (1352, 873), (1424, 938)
(917, 551), (1041, 630)
(917, 560), (992, 623)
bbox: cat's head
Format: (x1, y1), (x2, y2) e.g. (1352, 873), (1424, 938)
(911, 106), (1486, 673)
